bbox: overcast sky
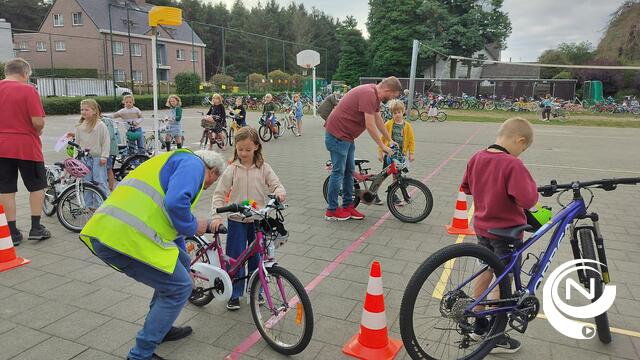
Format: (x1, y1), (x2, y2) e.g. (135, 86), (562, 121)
(211, 0), (627, 62)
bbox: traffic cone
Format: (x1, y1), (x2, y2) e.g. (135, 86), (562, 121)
(0, 205), (30, 272)
(343, 261), (402, 360)
(446, 186), (475, 235)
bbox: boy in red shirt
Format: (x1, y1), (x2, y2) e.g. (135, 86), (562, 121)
(461, 117), (538, 354)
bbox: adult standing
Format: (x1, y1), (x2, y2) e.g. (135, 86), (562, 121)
(317, 91), (342, 122)
(0, 58), (51, 245)
(79, 149), (226, 360)
(324, 77), (402, 221)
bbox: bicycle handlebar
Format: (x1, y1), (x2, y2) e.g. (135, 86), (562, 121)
(538, 177), (640, 197)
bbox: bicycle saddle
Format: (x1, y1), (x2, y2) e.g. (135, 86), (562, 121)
(488, 224), (533, 242)
(118, 144), (128, 150)
(354, 159), (369, 166)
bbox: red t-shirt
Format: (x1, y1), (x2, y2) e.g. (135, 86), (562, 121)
(0, 80), (45, 162)
(325, 84), (380, 142)
(461, 150), (538, 239)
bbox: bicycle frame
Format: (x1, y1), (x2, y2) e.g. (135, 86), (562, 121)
(460, 197), (588, 317)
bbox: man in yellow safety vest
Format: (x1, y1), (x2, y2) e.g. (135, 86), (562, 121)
(80, 149), (226, 360)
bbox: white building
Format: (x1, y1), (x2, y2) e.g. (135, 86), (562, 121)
(0, 19), (15, 63)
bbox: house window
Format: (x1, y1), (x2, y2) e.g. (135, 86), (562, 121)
(114, 69), (126, 82)
(131, 43), (142, 57)
(132, 70), (143, 83)
(53, 14), (64, 27)
(176, 49), (184, 60)
(72, 12), (83, 26)
(18, 42), (29, 51)
(36, 41), (46, 52)
(113, 41), (124, 55)
(54, 40), (66, 51)
(191, 50), (197, 62)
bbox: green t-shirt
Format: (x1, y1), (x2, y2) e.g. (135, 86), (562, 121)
(392, 122), (405, 153)
(263, 102), (276, 114)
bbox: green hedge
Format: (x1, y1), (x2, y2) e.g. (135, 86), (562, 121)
(33, 68), (99, 78)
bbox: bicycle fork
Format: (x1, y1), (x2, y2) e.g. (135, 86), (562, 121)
(569, 213), (611, 285)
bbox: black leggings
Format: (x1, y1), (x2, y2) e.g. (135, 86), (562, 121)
(542, 106), (551, 120)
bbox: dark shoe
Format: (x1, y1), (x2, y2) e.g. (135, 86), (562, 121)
(491, 334), (521, 354)
(28, 225), (51, 241)
(226, 298), (240, 311)
(373, 196), (384, 205)
(470, 317), (490, 341)
(258, 294), (265, 305)
(11, 231), (23, 246)
(127, 354), (167, 360)
(161, 326), (192, 343)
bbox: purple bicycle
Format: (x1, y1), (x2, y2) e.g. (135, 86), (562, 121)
(185, 195), (313, 355)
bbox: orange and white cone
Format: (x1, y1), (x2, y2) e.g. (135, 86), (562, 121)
(0, 205), (30, 272)
(343, 261), (402, 360)
(446, 186), (475, 235)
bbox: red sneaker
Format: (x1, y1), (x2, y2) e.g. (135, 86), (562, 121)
(345, 204), (365, 220)
(325, 207), (351, 221)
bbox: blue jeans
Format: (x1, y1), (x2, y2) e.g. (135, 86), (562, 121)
(90, 239), (192, 360)
(82, 156), (109, 208)
(325, 131), (355, 211)
(127, 127), (145, 154)
(225, 220), (259, 299)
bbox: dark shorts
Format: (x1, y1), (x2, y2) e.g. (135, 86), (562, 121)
(0, 158), (47, 193)
(477, 235), (522, 267)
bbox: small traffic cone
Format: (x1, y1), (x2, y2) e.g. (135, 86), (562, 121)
(343, 261), (402, 360)
(0, 205), (30, 272)
(446, 186), (475, 235)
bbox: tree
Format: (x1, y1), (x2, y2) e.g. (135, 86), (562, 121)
(574, 58), (625, 96)
(537, 42), (595, 79)
(175, 72), (201, 94)
(538, 49), (569, 79)
(0, 0), (51, 31)
(211, 73), (234, 92)
(333, 16), (369, 85)
(267, 70), (290, 91)
(417, 0), (512, 78)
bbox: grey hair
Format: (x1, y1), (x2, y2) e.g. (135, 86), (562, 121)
(194, 150), (227, 175)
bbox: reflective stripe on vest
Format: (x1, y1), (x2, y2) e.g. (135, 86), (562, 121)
(79, 149), (203, 274)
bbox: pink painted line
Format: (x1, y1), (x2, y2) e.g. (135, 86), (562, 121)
(225, 128), (481, 359)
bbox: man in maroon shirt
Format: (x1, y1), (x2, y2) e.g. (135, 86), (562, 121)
(0, 58), (51, 246)
(461, 117), (538, 354)
(324, 77), (401, 220)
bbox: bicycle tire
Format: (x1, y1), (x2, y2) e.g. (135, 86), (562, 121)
(275, 121), (284, 138)
(217, 129), (228, 149)
(56, 182), (106, 233)
(199, 131), (209, 150)
(409, 108), (420, 121)
(249, 265), (314, 355)
(43, 168), (58, 216)
(259, 125), (272, 142)
(577, 228), (612, 344)
(437, 111), (447, 122)
(484, 102), (496, 111)
(400, 243), (511, 360)
(117, 154), (149, 181)
(186, 237), (215, 307)
(228, 127), (235, 146)
(387, 178), (433, 223)
(322, 176), (361, 208)
(420, 111), (430, 121)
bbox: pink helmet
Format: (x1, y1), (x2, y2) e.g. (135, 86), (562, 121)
(63, 158), (90, 178)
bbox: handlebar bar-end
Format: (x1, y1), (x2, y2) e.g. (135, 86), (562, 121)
(216, 203), (241, 214)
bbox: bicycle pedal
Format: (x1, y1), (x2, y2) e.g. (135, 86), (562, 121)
(508, 312), (528, 333)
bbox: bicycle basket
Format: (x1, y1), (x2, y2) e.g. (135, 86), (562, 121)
(201, 118), (215, 129)
(63, 158), (90, 178)
(126, 130), (141, 141)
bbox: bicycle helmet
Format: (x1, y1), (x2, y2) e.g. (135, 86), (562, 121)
(126, 130), (141, 141)
(525, 205), (553, 231)
(63, 158), (90, 178)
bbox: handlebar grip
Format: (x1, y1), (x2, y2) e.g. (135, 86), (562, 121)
(216, 203), (241, 214)
(67, 141), (80, 149)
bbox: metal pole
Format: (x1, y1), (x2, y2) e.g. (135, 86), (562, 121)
(312, 66), (317, 117)
(282, 41), (285, 72)
(103, 36), (109, 95)
(126, 3), (134, 93)
(151, 28), (159, 155)
(108, 4), (117, 109)
(266, 38), (269, 76)
(407, 39), (419, 116)
(221, 27), (225, 74)
(48, 33), (56, 96)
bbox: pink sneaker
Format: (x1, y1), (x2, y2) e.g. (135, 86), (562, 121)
(325, 207), (351, 221)
(345, 204), (365, 220)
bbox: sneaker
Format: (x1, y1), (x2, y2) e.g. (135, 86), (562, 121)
(11, 232), (22, 246)
(325, 208), (351, 221)
(491, 334), (521, 354)
(258, 295), (265, 305)
(161, 326), (193, 343)
(128, 354), (166, 360)
(470, 317), (490, 341)
(28, 225), (51, 241)
(373, 196), (384, 206)
(345, 204), (364, 220)
(226, 298), (240, 311)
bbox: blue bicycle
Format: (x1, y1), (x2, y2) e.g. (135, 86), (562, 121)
(399, 177), (640, 360)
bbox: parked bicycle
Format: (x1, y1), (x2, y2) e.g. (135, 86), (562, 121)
(186, 195), (314, 355)
(43, 141), (107, 232)
(398, 177), (640, 359)
(199, 113), (228, 150)
(322, 147), (433, 223)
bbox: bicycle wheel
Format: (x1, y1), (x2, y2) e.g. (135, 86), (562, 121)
(56, 182), (106, 233)
(577, 228), (612, 344)
(409, 108), (420, 121)
(387, 177), (433, 223)
(322, 176), (361, 208)
(199, 131), (209, 150)
(249, 265), (314, 355)
(484, 102), (495, 111)
(437, 111), (447, 122)
(185, 237), (215, 307)
(420, 111), (430, 121)
(275, 121), (284, 138)
(145, 135), (155, 154)
(228, 126), (235, 146)
(43, 168), (57, 216)
(217, 129), (228, 149)
(259, 125), (272, 142)
(117, 154), (149, 181)
(400, 243), (511, 360)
